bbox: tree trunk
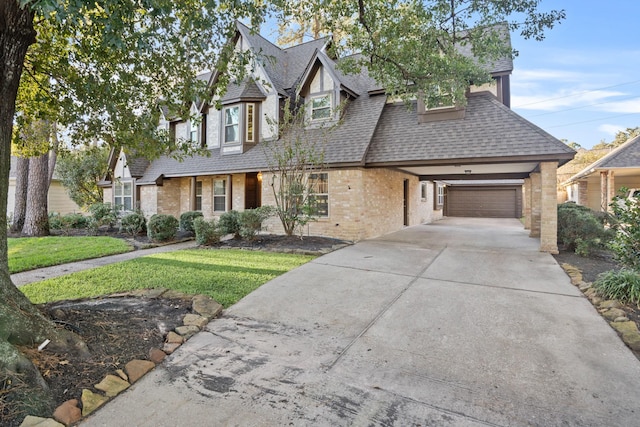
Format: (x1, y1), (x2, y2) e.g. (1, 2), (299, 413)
(22, 152), (50, 236)
(0, 1), (89, 415)
(10, 155), (28, 232)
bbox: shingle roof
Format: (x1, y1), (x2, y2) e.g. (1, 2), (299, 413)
(365, 92), (574, 165)
(565, 134), (640, 183)
(220, 80), (266, 104)
(137, 93), (387, 183)
(456, 24), (514, 75)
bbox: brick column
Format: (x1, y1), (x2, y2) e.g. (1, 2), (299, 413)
(607, 170), (615, 212)
(523, 178), (531, 230)
(578, 181), (588, 206)
(529, 172), (541, 237)
(600, 171), (608, 212)
(540, 161), (558, 253)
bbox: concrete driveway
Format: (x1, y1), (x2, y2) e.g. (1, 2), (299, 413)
(83, 218), (640, 426)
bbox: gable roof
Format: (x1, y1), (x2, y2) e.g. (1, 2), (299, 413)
(565, 134), (640, 183)
(365, 92), (574, 166)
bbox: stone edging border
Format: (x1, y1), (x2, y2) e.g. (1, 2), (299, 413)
(560, 263), (640, 353)
(19, 289), (223, 427)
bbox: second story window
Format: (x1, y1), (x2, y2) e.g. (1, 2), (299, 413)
(246, 103), (255, 142)
(224, 106), (239, 144)
(311, 95), (331, 120)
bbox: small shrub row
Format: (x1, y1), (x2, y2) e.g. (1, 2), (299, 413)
(147, 214), (179, 242)
(557, 203), (613, 256)
(180, 211), (204, 233)
(49, 212), (90, 235)
(194, 207), (274, 246)
(594, 269), (640, 304)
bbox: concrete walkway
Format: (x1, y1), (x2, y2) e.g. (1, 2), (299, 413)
(12, 240), (197, 287)
(83, 218), (640, 426)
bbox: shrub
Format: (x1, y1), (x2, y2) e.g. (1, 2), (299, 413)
(557, 203), (612, 256)
(193, 217), (224, 246)
(88, 202), (119, 232)
(594, 269), (640, 304)
(239, 206), (275, 240)
(218, 210), (241, 238)
(49, 213), (89, 235)
(120, 211), (147, 237)
(607, 190), (640, 270)
(180, 211), (204, 233)
(147, 214), (178, 242)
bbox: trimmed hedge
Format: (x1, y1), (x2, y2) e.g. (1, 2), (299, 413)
(120, 211), (147, 236)
(557, 203), (612, 256)
(147, 214), (178, 242)
(180, 211), (204, 233)
(193, 217), (224, 246)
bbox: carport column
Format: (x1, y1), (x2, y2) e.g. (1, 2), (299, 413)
(523, 178), (531, 230)
(607, 170), (615, 212)
(600, 171), (608, 212)
(539, 161), (559, 254)
(529, 172), (541, 237)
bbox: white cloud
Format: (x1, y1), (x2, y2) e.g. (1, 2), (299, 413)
(598, 124), (625, 135)
(511, 89), (625, 111)
(594, 97), (640, 114)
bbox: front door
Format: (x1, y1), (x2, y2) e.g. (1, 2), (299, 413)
(245, 173), (261, 209)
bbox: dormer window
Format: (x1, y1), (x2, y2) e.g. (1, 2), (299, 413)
(224, 106), (240, 144)
(311, 95), (331, 120)
(246, 103), (255, 142)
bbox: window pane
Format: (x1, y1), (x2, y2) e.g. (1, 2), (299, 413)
(311, 96), (331, 120)
(114, 196), (122, 206)
(123, 182), (132, 195)
(214, 179), (226, 196)
(196, 181), (203, 196)
(225, 125), (238, 143)
(225, 107), (239, 125)
(312, 195), (328, 217)
(214, 197), (225, 212)
(123, 197), (132, 211)
(246, 104), (254, 142)
(114, 185), (122, 196)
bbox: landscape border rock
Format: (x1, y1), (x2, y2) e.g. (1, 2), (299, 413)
(560, 263), (640, 359)
(20, 290), (223, 427)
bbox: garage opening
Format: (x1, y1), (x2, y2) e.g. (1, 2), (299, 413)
(445, 183), (522, 218)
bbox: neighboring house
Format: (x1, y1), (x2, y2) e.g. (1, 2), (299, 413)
(100, 22), (574, 252)
(8, 156), (82, 217)
(563, 134), (640, 212)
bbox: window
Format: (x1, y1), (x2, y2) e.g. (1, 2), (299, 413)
(195, 181), (203, 211)
(224, 106), (239, 144)
(421, 182), (428, 200)
(308, 173), (329, 217)
(190, 121), (198, 144)
(213, 179), (226, 212)
(311, 95), (331, 120)
(435, 182), (445, 209)
(114, 181), (133, 211)
(246, 103), (255, 142)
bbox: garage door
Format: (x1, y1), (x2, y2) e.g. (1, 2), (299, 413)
(446, 186), (521, 218)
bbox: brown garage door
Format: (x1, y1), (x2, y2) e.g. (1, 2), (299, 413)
(446, 186), (522, 218)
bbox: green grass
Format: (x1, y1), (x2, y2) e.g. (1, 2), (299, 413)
(8, 236), (133, 274)
(21, 249), (315, 308)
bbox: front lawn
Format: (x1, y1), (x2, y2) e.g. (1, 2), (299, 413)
(8, 236), (133, 274)
(21, 249), (315, 307)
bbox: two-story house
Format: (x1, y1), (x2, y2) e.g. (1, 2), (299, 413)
(100, 22), (574, 252)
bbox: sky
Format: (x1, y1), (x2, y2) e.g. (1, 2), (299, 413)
(509, 1), (640, 149)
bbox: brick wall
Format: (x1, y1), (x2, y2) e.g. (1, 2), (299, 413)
(139, 186), (157, 216)
(261, 168), (440, 241)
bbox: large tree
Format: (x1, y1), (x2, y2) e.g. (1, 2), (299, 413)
(0, 0), (564, 416)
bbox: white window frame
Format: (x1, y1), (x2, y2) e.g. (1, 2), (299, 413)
(310, 94), (331, 121)
(246, 103), (255, 142)
(223, 106), (240, 144)
(308, 172), (329, 218)
(213, 179), (227, 212)
(114, 181), (133, 212)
